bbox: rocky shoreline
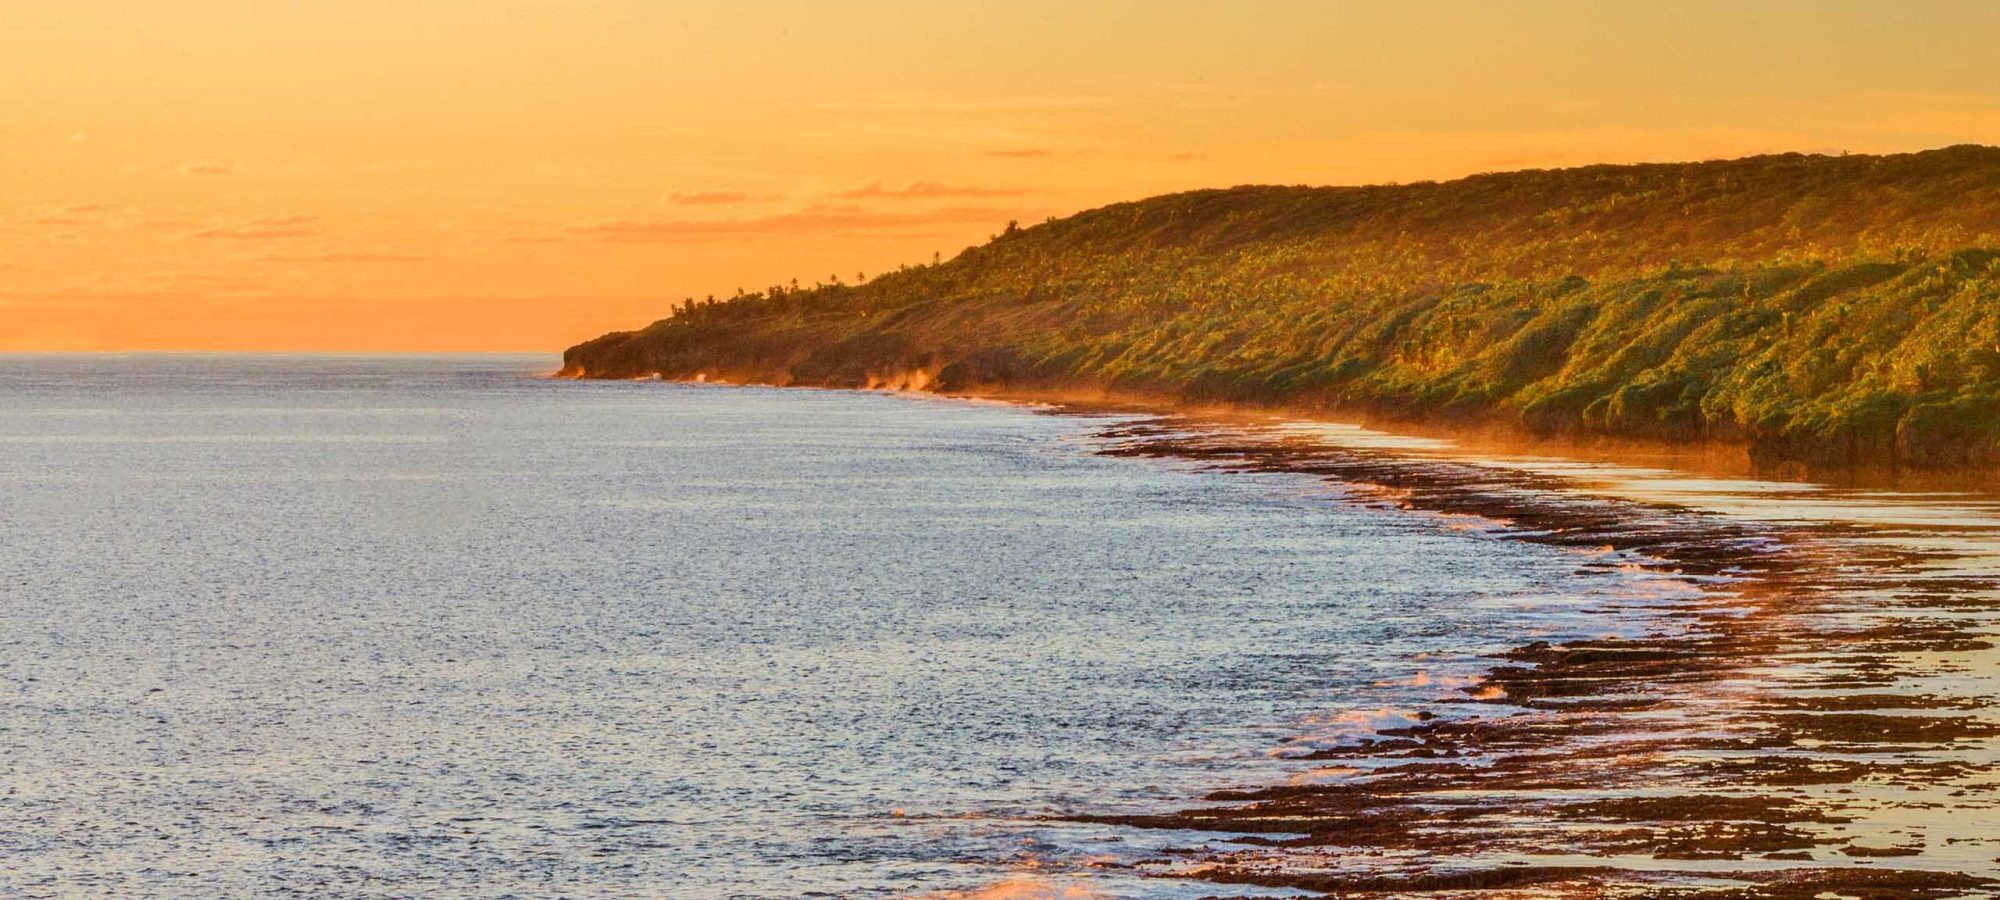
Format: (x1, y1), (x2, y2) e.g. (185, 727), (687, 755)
(1051, 412), (2000, 898)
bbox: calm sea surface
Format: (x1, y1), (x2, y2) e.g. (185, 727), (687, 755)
(0, 356), (1662, 898)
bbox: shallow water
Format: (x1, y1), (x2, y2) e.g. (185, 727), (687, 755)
(0, 356), (1668, 898)
(1088, 415), (2000, 896)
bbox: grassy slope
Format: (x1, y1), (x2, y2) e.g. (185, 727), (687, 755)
(564, 146), (2000, 469)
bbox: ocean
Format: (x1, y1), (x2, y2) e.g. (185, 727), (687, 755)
(6, 354), (1949, 898)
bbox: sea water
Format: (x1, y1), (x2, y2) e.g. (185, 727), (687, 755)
(0, 356), (1657, 898)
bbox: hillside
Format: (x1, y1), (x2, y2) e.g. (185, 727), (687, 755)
(563, 146), (2000, 469)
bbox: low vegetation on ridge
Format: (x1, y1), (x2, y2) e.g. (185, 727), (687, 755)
(564, 146), (2000, 469)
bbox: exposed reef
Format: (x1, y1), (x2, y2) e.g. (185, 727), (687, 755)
(1051, 414), (2000, 898)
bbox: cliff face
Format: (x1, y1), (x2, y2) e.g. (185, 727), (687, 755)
(564, 146), (2000, 470)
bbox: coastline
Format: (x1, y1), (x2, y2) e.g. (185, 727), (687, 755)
(554, 367), (2000, 490)
(561, 374), (2000, 896)
(1054, 408), (2000, 897)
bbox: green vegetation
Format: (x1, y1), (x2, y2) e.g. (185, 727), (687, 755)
(564, 146), (2000, 469)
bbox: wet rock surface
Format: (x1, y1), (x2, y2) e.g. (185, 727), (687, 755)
(1066, 415), (2000, 898)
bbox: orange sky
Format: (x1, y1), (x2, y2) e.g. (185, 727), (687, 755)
(6, 0), (2000, 351)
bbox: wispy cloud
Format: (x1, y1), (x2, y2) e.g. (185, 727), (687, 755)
(564, 206), (1017, 243)
(1819, 90), (2000, 137)
(955, 95), (1113, 112)
(193, 214), (318, 240)
(255, 251), (429, 263)
(182, 162), (234, 175)
(985, 148), (1052, 158)
(29, 204), (109, 226)
(667, 190), (751, 206)
(815, 93), (1112, 114)
(834, 181), (1030, 200)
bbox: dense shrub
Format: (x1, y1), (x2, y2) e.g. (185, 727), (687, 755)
(566, 146), (2000, 469)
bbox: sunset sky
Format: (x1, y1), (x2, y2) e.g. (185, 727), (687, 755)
(6, 0), (2000, 351)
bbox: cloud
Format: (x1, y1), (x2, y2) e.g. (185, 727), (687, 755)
(835, 181), (1030, 200)
(985, 148), (1052, 158)
(667, 190), (750, 206)
(255, 251), (429, 263)
(565, 205), (1019, 243)
(182, 163), (235, 175)
(953, 95), (1112, 112)
(0, 274), (277, 308)
(29, 204), (109, 226)
(1819, 90), (2000, 138)
(815, 93), (1111, 115)
(193, 214), (318, 240)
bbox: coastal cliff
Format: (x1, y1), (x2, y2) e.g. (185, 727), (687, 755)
(564, 146), (2000, 470)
